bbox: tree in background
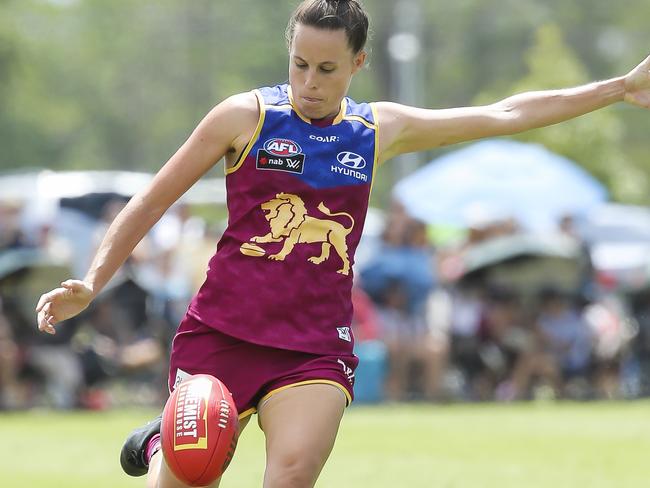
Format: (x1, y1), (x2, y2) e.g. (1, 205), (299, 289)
(1, 0), (649, 204)
(475, 24), (646, 202)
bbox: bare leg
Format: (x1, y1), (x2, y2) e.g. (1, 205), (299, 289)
(146, 416), (251, 488)
(259, 383), (346, 488)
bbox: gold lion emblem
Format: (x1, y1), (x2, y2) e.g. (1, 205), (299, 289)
(240, 193), (355, 275)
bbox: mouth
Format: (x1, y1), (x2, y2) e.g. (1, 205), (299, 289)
(302, 96), (323, 104)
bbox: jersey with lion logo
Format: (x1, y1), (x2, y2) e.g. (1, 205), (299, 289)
(188, 84), (377, 355)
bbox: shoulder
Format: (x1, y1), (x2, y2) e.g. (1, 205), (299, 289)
(198, 91), (261, 146)
(369, 101), (408, 163)
(206, 91), (260, 125)
(372, 101), (410, 123)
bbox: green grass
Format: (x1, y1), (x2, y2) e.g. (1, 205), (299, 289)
(0, 402), (648, 487)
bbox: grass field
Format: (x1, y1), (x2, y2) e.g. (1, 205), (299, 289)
(0, 401), (648, 487)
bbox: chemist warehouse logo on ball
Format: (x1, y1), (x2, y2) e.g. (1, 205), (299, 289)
(173, 380), (210, 451)
(257, 138), (305, 174)
(331, 152), (368, 182)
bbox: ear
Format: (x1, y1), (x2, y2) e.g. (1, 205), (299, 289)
(351, 50), (367, 74)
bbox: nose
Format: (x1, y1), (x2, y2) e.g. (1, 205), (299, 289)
(304, 68), (319, 90)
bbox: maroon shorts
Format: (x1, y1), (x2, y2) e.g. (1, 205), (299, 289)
(168, 314), (358, 419)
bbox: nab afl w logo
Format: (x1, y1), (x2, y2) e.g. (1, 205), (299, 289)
(337, 151), (366, 169)
(257, 138), (305, 174)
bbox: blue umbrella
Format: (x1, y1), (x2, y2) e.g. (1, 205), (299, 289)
(393, 140), (608, 230)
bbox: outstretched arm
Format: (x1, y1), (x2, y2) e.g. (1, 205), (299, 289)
(36, 91), (260, 334)
(375, 54), (650, 162)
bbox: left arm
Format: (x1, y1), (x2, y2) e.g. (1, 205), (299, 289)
(375, 54), (650, 162)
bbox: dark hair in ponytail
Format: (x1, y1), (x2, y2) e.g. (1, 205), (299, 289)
(286, 0), (369, 54)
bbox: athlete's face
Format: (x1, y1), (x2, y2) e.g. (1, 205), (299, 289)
(289, 24), (366, 120)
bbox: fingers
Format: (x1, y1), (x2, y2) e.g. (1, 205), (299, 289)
(35, 288), (65, 334)
(35, 289), (59, 313)
(35, 286), (67, 313)
(36, 280), (88, 313)
(37, 304), (56, 335)
(36, 280), (91, 335)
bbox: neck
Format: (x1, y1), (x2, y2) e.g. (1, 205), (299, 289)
(311, 115), (337, 127)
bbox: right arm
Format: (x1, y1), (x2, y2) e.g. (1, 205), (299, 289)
(374, 54), (649, 162)
(36, 91), (260, 334)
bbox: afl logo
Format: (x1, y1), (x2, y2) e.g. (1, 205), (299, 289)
(337, 152), (366, 170)
(264, 138), (302, 157)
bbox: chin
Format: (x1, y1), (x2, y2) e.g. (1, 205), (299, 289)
(307, 109), (327, 119)
(299, 107), (321, 120)
(303, 104), (336, 120)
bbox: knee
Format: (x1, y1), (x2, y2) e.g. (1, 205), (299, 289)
(264, 452), (322, 488)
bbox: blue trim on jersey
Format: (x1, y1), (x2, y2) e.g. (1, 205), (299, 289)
(255, 84), (376, 190)
(259, 84), (291, 107)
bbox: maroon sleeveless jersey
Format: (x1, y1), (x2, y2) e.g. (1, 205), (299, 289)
(187, 84), (378, 355)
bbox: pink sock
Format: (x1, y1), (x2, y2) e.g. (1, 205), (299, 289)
(145, 433), (162, 465)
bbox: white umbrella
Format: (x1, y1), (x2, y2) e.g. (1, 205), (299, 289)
(393, 140), (608, 230)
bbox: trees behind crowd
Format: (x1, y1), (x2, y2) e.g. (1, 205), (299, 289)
(1, 0), (649, 204)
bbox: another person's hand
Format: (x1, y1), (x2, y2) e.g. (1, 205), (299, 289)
(35, 280), (94, 335)
(624, 54), (650, 108)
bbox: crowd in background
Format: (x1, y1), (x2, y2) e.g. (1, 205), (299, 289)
(0, 195), (648, 410)
(354, 203), (646, 403)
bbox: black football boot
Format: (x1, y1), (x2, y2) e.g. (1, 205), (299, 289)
(119, 414), (162, 477)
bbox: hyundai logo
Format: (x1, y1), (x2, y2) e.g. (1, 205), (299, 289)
(337, 152), (366, 170)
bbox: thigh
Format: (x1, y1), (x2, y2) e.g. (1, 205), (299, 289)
(258, 383), (346, 488)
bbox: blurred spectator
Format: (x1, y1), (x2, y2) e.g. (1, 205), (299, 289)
(435, 280), (484, 399)
(558, 213), (595, 301)
(79, 198), (168, 404)
(0, 200), (30, 250)
(583, 293), (635, 398)
(35, 223), (73, 263)
(535, 287), (594, 398)
(24, 335), (86, 409)
(375, 279), (447, 401)
(361, 215), (436, 317)
(146, 203), (209, 327)
(0, 258), (86, 408)
(470, 287), (543, 401)
(350, 286), (380, 342)
(376, 279), (422, 400)
(0, 298), (21, 409)
(350, 286), (386, 403)
(359, 206), (445, 401)
(625, 289), (650, 397)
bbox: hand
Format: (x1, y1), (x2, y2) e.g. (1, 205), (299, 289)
(35, 280), (94, 335)
(624, 53), (650, 108)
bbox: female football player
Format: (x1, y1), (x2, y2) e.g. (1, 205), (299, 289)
(36, 0), (650, 486)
